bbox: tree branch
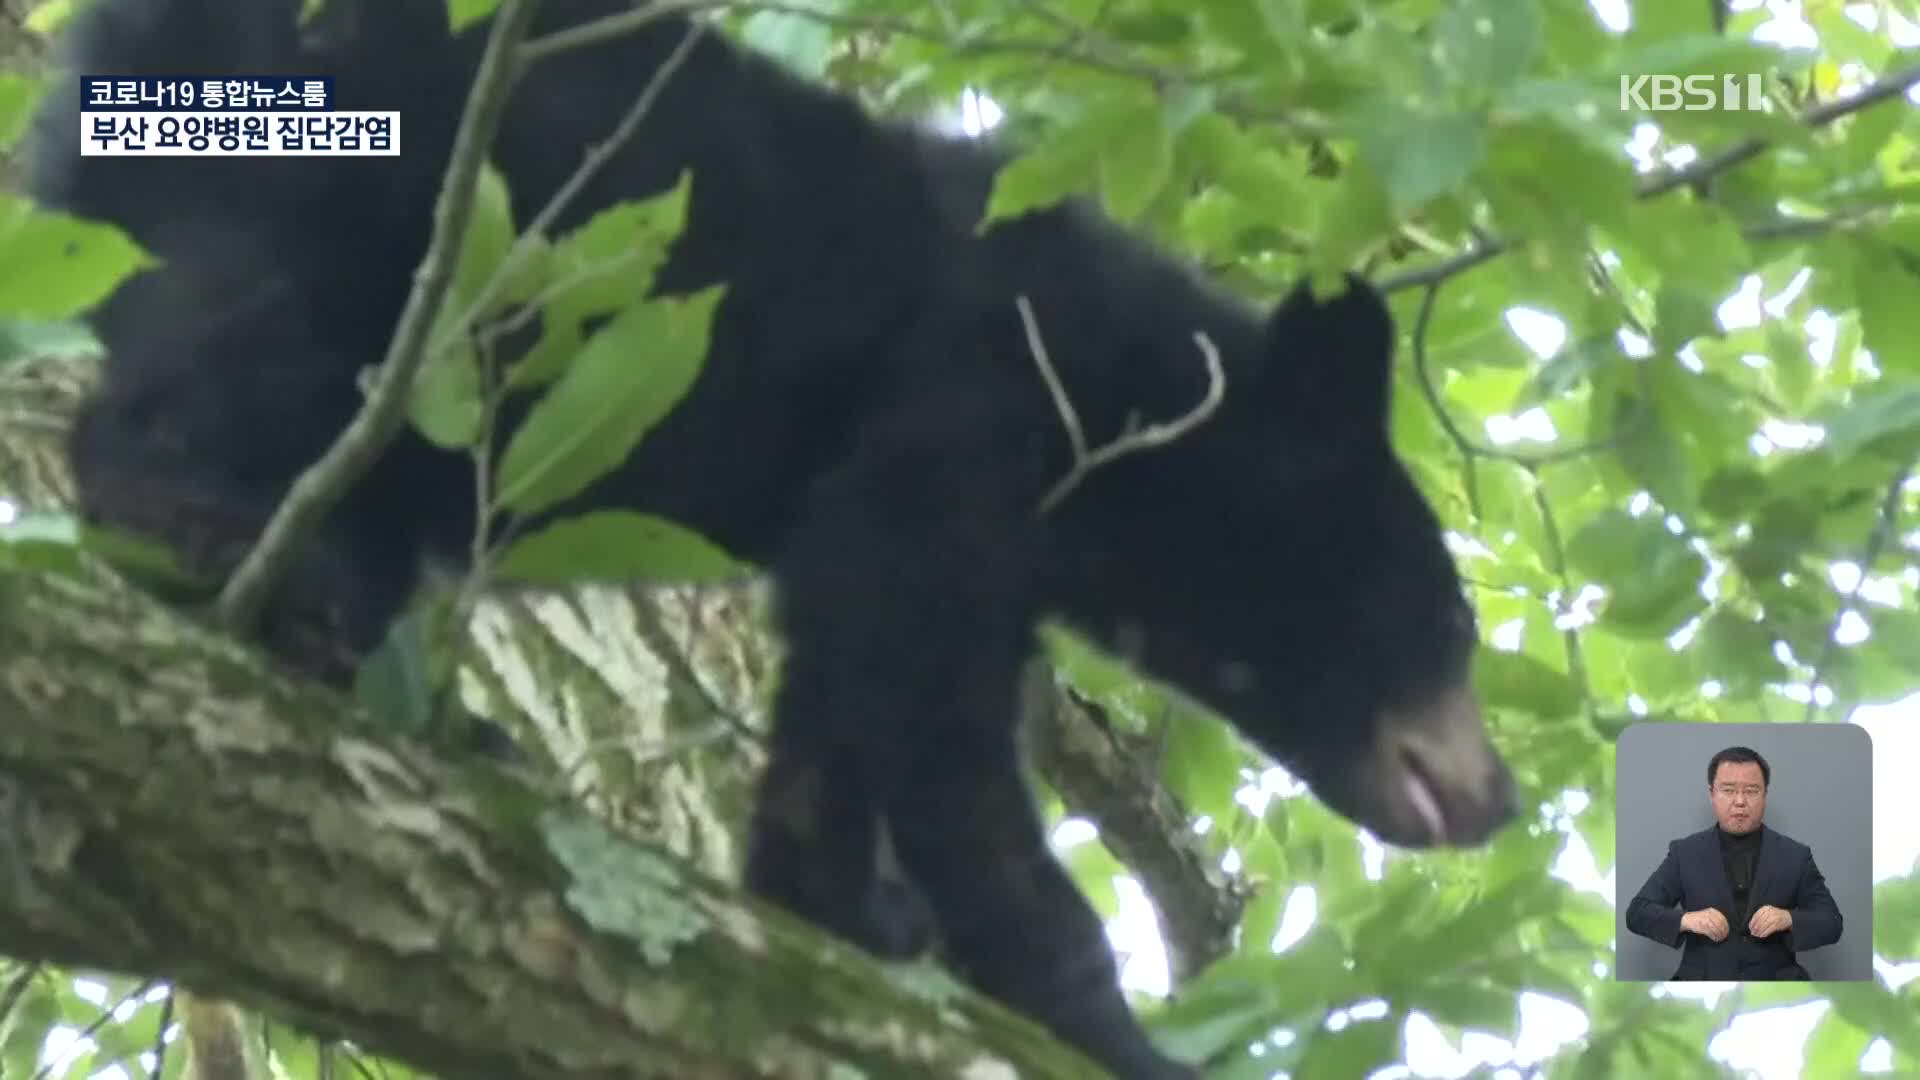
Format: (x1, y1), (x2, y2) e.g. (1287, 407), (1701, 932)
(1, 565), (1109, 1080)
(1378, 62), (1920, 295)
(456, 12), (709, 338)
(1407, 280), (1645, 471)
(1804, 458), (1916, 723)
(215, 0), (543, 634)
(520, 0), (1200, 94)
(1020, 668), (1245, 985)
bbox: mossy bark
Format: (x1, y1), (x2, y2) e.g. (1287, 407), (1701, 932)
(0, 559), (1106, 1079)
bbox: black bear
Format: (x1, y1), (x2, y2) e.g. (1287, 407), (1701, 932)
(27, 1), (1519, 1076)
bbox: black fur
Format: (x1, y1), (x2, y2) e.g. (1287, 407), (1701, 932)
(27, 2), (1516, 1076)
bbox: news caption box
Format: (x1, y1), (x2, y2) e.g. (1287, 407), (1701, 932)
(79, 76), (401, 157)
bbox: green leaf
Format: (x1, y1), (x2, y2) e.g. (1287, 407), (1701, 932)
(1158, 708), (1244, 821)
(1855, 607), (1920, 704)
(1566, 509), (1708, 638)
(1146, 976), (1282, 1066)
(1039, 622), (1162, 736)
(1517, 333), (1631, 407)
(0, 978), (58, 1079)
(1610, 33), (1781, 82)
(1802, 1010), (1872, 1077)
(1628, 0), (1714, 38)
(1238, 878), (1286, 950)
(0, 72), (45, 153)
(1297, 1016), (1401, 1080)
(1652, 283), (1719, 357)
(495, 511), (744, 585)
(0, 317), (101, 368)
(509, 174), (694, 388)
(1107, 10), (1195, 46)
(1850, 235), (1920, 377)
(1436, 0), (1541, 95)
(0, 510), (84, 577)
(1562, 887), (1618, 947)
(1311, 160), (1393, 274)
(1764, 318), (1814, 411)
(65, 522), (215, 598)
(1347, 99), (1488, 212)
(0, 195), (153, 320)
(981, 137), (1098, 228)
(450, 162), (518, 318)
(1618, 199), (1750, 298)
(410, 307), (485, 450)
(548, 171), (692, 315)
(1817, 380), (1920, 462)
(1473, 645), (1581, 721)
(1694, 611), (1788, 699)
(1099, 97), (1174, 223)
(1060, 833), (1125, 919)
(353, 605), (448, 740)
(1483, 120), (1637, 242)
(23, 0), (74, 35)
(495, 284), (724, 516)
(742, 2), (838, 79)
(1826, 982), (1920, 1060)
(1875, 872), (1920, 961)
(1410, 980), (1519, 1033)
(1150, 929), (1353, 1062)
(447, 0), (500, 32)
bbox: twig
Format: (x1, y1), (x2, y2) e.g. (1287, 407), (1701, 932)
(32, 979), (157, 1080)
(1016, 295), (1226, 515)
(1380, 62), (1920, 294)
(215, 0), (544, 633)
(1530, 483), (1592, 715)
(429, 14), (709, 366)
(519, 17), (710, 248)
(1643, 63), (1920, 199)
(0, 963), (40, 1032)
(518, 0), (1320, 135)
(1742, 210), (1882, 241)
(1408, 281), (1637, 468)
(147, 988), (175, 1080)
(521, 0), (1182, 89)
(1804, 459), (1915, 723)
(1382, 242), (1509, 293)
(478, 249), (650, 352)
(449, 17), (707, 606)
(446, 19), (710, 629)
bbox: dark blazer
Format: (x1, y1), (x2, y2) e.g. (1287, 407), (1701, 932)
(1625, 824), (1842, 980)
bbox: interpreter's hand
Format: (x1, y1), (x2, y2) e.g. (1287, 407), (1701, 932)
(1681, 908), (1730, 941)
(1748, 905), (1793, 939)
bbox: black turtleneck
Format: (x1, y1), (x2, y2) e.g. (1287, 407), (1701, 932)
(1718, 824), (1762, 929)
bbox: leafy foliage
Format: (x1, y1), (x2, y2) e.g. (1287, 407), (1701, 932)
(2, 0), (1919, 1077)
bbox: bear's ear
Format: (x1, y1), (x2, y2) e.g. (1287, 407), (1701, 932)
(1260, 271), (1396, 425)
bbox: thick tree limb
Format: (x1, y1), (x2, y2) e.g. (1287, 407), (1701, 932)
(0, 564), (1108, 1080)
(1020, 667), (1246, 985)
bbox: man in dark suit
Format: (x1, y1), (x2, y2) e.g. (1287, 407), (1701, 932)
(1624, 746), (1843, 980)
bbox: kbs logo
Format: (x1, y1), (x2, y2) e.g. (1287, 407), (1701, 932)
(1619, 74), (1767, 111)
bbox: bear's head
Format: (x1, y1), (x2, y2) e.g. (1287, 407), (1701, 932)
(1055, 273), (1517, 850)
